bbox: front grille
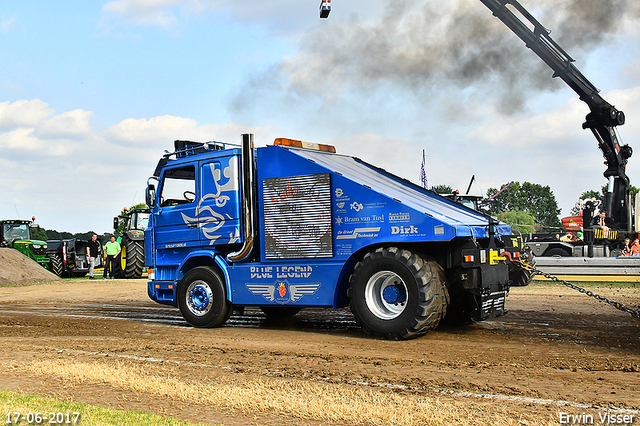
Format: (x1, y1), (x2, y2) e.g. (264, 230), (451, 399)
(30, 244), (47, 255)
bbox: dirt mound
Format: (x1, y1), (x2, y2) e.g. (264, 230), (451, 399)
(0, 247), (61, 285)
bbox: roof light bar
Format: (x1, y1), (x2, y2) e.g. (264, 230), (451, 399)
(274, 138), (336, 153)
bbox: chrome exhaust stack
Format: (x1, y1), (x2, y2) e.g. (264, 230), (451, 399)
(227, 134), (255, 263)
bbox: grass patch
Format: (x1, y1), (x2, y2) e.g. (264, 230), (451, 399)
(12, 359), (560, 426)
(0, 390), (212, 426)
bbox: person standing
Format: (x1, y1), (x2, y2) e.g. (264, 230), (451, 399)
(103, 236), (121, 279)
(86, 233), (102, 280)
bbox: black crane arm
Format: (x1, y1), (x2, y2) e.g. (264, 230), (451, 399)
(478, 0), (624, 126)
(478, 0), (633, 229)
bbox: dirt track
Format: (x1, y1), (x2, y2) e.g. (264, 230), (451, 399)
(0, 279), (639, 425)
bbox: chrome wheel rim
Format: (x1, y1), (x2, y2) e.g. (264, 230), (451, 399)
(364, 271), (407, 320)
(186, 280), (213, 316)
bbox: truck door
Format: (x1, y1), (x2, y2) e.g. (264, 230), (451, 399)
(154, 165), (200, 249)
(197, 155), (242, 246)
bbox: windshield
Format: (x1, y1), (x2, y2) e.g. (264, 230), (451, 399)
(134, 212), (150, 230)
(459, 199), (478, 210)
(3, 223), (30, 241)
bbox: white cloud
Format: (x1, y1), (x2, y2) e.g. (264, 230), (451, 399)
(105, 115), (199, 145)
(463, 86), (640, 216)
(102, 0), (183, 29)
(105, 114), (268, 148)
(0, 99), (54, 130)
(0, 100), (93, 157)
(1, 16), (15, 33)
(37, 109), (94, 138)
(469, 97), (587, 149)
(0, 100), (279, 233)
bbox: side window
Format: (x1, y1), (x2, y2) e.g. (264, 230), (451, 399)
(159, 165), (196, 207)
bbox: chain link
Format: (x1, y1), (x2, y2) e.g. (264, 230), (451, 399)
(515, 257), (640, 320)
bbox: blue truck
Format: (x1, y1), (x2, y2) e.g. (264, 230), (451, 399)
(144, 134), (529, 339)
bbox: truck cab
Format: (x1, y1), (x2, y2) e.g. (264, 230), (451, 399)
(145, 135), (529, 339)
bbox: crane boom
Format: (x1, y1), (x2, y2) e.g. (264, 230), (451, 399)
(478, 0), (633, 230)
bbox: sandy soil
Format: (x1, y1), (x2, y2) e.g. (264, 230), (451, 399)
(0, 278), (639, 425)
(0, 248), (60, 285)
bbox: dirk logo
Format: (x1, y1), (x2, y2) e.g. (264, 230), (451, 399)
(391, 225), (418, 235)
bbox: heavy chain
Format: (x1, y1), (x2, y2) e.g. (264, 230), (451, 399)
(506, 253), (640, 320)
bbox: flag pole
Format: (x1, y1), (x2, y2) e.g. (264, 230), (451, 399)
(420, 149), (428, 189)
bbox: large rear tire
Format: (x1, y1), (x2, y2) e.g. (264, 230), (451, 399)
(48, 253), (63, 277)
(116, 236), (144, 278)
(349, 247), (449, 340)
(178, 267), (231, 328)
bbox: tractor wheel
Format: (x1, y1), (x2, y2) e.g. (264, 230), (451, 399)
(48, 254), (63, 277)
(117, 236), (144, 279)
(178, 266), (231, 328)
(511, 254), (536, 287)
(260, 306), (302, 319)
(349, 247), (449, 340)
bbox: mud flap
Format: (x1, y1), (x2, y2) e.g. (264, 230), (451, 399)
(476, 262), (509, 320)
(479, 289), (507, 319)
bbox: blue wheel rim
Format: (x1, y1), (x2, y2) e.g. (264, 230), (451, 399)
(186, 280), (213, 317)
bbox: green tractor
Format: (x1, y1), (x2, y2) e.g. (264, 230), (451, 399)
(0, 218), (50, 269)
(113, 207), (149, 279)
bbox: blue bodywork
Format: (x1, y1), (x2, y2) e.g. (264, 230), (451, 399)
(146, 143), (516, 312)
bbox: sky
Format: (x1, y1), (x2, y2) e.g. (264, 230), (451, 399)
(2, 0), (640, 234)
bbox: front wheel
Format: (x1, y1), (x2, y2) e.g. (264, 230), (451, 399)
(349, 247), (449, 340)
(177, 267), (231, 328)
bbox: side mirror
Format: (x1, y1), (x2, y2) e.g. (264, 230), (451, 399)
(146, 184), (156, 207)
(113, 217), (119, 230)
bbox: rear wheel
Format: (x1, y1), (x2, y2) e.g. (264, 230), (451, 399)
(349, 247), (449, 340)
(610, 248), (624, 257)
(178, 267), (231, 328)
(545, 248), (570, 257)
(48, 253), (63, 277)
(117, 236), (144, 278)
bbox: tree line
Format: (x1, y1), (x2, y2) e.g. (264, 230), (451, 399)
(433, 181), (639, 234)
(29, 203), (149, 244)
(29, 228), (118, 245)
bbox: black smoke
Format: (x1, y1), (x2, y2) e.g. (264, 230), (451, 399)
(232, 0), (639, 117)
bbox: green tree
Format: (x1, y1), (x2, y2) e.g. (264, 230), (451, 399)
(499, 209), (537, 234)
(433, 184), (454, 194)
(486, 181), (562, 230)
(29, 226), (48, 241)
